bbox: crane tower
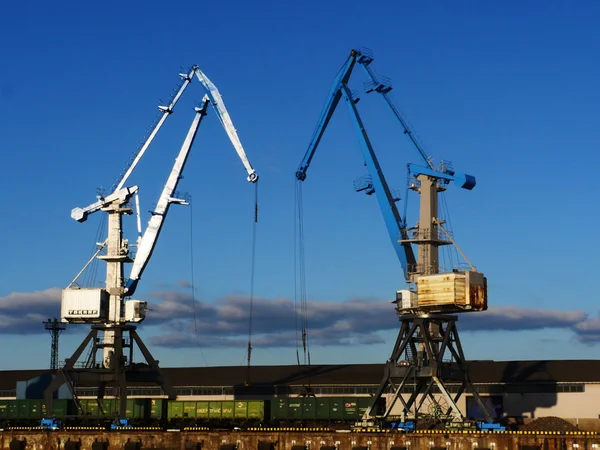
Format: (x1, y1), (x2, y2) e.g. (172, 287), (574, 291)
(44, 66), (258, 420)
(295, 49), (492, 426)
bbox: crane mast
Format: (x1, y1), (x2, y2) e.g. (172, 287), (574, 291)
(45, 67), (258, 421)
(295, 49), (493, 427)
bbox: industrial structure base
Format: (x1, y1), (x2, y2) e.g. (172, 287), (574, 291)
(43, 324), (175, 419)
(367, 314), (493, 424)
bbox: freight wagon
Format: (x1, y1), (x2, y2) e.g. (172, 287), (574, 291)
(0, 398), (160, 427)
(0, 396), (384, 429)
(270, 397), (383, 425)
(167, 400), (268, 428)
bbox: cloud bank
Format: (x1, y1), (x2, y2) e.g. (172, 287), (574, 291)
(141, 289), (594, 349)
(0, 288), (62, 334)
(0, 286), (596, 348)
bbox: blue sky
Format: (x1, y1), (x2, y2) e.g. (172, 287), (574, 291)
(1, 0), (599, 371)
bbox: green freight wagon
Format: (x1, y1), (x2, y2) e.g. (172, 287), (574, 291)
(357, 397), (374, 418)
(126, 399), (150, 420)
(167, 400), (267, 423)
(0, 399), (43, 422)
(246, 401), (267, 420)
(73, 398), (150, 422)
(195, 401), (209, 419)
(271, 398), (289, 420)
(315, 398), (344, 420)
(18, 399), (43, 420)
(0, 401), (9, 421)
(269, 397), (380, 423)
(80, 399), (100, 418)
(342, 397), (359, 420)
(0, 400), (18, 421)
(42, 399), (78, 418)
(150, 399), (165, 421)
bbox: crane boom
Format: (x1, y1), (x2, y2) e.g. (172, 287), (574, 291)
(358, 60), (434, 170)
(116, 68), (196, 192)
(339, 85), (417, 278)
(71, 65), (257, 224)
(124, 97), (210, 296)
(67, 64), (259, 302)
(295, 52), (357, 181)
(193, 68), (258, 183)
(295, 50), (416, 280)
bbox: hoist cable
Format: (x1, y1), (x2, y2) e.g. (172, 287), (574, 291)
(188, 199), (208, 366)
(439, 192), (460, 270)
(84, 216), (106, 288)
(293, 182), (301, 366)
(246, 181), (259, 383)
(189, 199), (198, 335)
(295, 182), (311, 367)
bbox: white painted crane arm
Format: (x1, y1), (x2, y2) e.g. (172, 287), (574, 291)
(124, 97), (210, 296)
(194, 68), (258, 183)
(115, 68), (196, 191)
(71, 186), (139, 222)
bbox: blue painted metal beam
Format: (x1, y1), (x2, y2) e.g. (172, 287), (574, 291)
(358, 58), (433, 169)
(295, 50), (359, 181)
(407, 163), (476, 190)
(340, 85), (417, 279)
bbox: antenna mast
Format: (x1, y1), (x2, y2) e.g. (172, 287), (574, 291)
(43, 318), (67, 370)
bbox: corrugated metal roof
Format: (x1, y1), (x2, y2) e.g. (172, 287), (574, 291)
(1, 360), (598, 391)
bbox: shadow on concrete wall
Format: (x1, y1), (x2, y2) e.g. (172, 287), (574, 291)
(500, 361), (558, 423)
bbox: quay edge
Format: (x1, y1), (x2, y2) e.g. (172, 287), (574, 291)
(2, 431), (600, 450)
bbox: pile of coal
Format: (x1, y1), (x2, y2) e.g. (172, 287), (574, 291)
(520, 416), (579, 432)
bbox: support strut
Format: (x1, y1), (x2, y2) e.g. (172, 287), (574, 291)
(44, 324), (175, 419)
(366, 314), (492, 423)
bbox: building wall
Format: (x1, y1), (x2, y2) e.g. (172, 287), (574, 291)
(382, 384), (600, 420)
(503, 384), (600, 419)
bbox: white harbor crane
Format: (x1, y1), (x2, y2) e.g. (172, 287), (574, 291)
(44, 66), (259, 420)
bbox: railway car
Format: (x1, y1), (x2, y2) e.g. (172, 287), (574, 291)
(0, 399), (46, 424)
(167, 400), (268, 428)
(271, 397), (384, 426)
(0, 396), (384, 430)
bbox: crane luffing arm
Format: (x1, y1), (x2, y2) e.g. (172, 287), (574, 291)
(295, 50), (359, 181)
(357, 57), (434, 170)
(340, 85), (417, 279)
(71, 67), (196, 223)
(193, 68), (258, 183)
(115, 67), (196, 192)
(124, 97), (211, 296)
(294, 49), (416, 279)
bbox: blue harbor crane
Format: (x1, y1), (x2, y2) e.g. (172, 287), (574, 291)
(296, 49), (496, 429)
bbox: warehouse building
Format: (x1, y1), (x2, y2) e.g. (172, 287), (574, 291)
(0, 360), (597, 421)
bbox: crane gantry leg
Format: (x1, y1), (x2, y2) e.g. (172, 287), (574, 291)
(366, 314), (492, 424)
